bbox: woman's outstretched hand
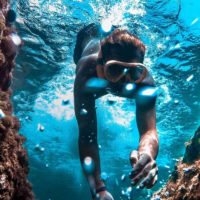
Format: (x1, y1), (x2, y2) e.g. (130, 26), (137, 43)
(129, 150), (158, 189)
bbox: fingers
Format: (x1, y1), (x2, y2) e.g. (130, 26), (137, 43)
(129, 151), (158, 189)
(138, 167), (158, 189)
(130, 162), (153, 185)
(129, 150), (138, 167)
(134, 154), (151, 172)
(130, 154), (151, 179)
(146, 174), (158, 189)
(145, 167), (158, 189)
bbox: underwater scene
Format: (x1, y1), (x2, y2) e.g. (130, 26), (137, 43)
(8, 0), (200, 199)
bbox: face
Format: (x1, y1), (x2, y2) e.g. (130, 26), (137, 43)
(99, 46), (142, 84)
(97, 44), (146, 98)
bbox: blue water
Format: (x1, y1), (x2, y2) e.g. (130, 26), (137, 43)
(12, 0), (200, 199)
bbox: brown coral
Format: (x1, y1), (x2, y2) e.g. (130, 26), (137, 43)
(152, 127), (200, 200)
(0, 0), (34, 199)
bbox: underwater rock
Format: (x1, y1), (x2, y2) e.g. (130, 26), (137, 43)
(152, 126), (200, 200)
(183, 126), (200, 163)
(0, 1), (34, 199)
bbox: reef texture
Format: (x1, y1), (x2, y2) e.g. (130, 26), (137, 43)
(152, 127), (200, 200)
(0, 1), (34, 199)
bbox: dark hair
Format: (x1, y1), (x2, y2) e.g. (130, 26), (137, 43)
(101, 29), (146, 63)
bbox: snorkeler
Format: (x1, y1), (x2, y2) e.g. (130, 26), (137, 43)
(73, 23), (159, 200)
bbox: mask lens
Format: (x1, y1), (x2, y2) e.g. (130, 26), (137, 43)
(106, 64), (125, 79)
(129, 66), (146, 82)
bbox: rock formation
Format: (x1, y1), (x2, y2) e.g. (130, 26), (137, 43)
(152, 127), (200, 200)
(0, 0), (34, 199)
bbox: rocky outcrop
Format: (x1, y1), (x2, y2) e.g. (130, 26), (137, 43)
(0, 1), (34, 199)
(152, 127), (200, 200)
(183, 127), (200, 164)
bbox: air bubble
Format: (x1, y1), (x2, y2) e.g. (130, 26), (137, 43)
(101, 20), (112, 32)
(0, 109), (5, 119)
(186, 75), (194, 82)
(85, 78), (108, 93)
(140, 87), (157, 96)
(10, 33), (22, 46)
(125, 83), (135, 91)
(83, 157), (94, 174)
(136, 86), (157, 106)
(38, 123), (45, 132)
(89, 139), (93, 143)
(174, 99), (179, 104)
(122, 83), (136, 97)
(62, 99), (70, 105)
(40, 147), (45, 152)
(101, 172), (108, 181)
(191, 18), (199, 25)
(121, 174), (126, 181)
(80, 108), (88, 115)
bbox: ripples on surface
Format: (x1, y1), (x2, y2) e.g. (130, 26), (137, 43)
(11, 0), (200, 199)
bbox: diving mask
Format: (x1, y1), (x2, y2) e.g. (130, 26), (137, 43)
(97, 59), (147, 83)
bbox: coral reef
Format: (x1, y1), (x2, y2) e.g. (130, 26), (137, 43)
(152, 127), (200, 200)
(0, 0), (34, 199)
